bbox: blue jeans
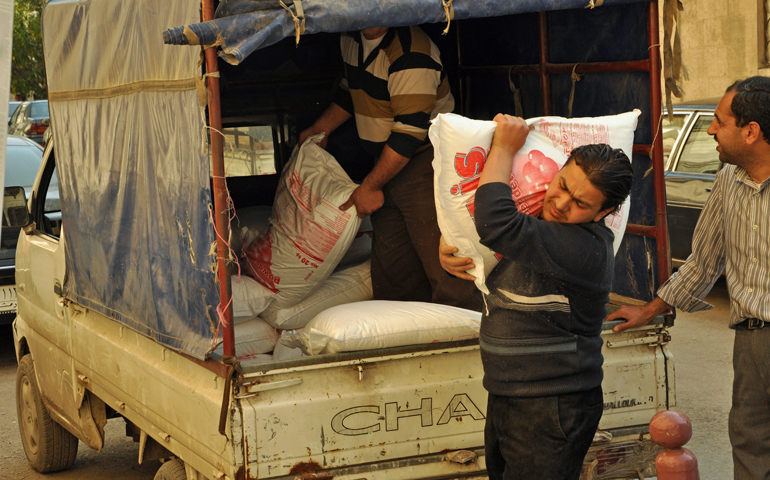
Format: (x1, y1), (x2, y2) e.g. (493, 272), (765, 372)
(485, 387), (603, 480)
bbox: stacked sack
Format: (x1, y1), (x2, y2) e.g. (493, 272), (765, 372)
(218, 134), (375, 362)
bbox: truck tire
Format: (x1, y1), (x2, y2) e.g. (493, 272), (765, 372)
(15, 355), (79, 472)
(154, 458), (187, 480)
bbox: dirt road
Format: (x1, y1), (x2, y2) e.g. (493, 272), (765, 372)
(0, 281), (734, 479)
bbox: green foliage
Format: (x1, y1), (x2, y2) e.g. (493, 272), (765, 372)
(12, 0), (46, 99)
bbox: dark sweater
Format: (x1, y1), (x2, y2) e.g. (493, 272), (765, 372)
(474, 182), (614, 397)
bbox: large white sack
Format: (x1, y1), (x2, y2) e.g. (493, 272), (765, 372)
(242, 134), (363, 311)
(261, 261), (373, 329)
(430, 111), (639, 294)
(281, 300), (481, 355)
(231, 275), (276, 317)
(214, 315), (278, 360)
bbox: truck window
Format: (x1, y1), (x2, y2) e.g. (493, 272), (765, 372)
(675, 114), (720, 174)
(35, 152), (61, 239)
(211, 125), (277, 177)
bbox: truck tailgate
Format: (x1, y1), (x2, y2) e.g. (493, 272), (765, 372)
(235, 343), (486, 478)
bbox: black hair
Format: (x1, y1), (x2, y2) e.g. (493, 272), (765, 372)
(726, 76), (770, 144)
(566, 144), (633, 215)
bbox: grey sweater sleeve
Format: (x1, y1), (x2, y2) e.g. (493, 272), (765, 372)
(474, 182), (611, 285)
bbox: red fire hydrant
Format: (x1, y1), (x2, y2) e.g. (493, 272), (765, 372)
(649, 410), (700, 480)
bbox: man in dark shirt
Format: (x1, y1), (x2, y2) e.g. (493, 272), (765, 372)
(441, 114), (634, 479)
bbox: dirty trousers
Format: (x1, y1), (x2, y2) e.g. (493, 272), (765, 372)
(370, 146), (483, 311)
(485, 388), (603, 480)
(730, 328), (770, 480)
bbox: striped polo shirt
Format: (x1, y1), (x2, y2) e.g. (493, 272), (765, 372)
(331, 26), (454, 159)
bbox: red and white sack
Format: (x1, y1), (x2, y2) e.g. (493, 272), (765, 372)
(241, 134), (363, 310)
(260, 261), (373, 330)
(230, 206), (273, 257)
(430, 111), (639, 294)
(280, 300), (481, 355)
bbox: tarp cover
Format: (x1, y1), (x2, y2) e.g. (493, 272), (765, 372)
(44, 0), (220, 359)
(162, 0), (648, 65)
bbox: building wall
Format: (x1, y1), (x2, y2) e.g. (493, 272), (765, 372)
(663, 0), (768, 102)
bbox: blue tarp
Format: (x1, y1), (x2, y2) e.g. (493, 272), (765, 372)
(44, 0), (220, 359)
(163, 0), (647, 64)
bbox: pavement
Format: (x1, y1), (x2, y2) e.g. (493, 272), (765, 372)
(0, 279), (734, 479)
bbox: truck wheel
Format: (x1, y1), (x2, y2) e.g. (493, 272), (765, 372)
(16, 355), (79, 473)
(154, 458), (187, 480)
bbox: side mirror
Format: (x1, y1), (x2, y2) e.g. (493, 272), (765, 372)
(3, 186), (31, 229)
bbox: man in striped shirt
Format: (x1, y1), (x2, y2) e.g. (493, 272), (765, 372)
(300, 27), (481, 311)
(608, 76), (770, 480)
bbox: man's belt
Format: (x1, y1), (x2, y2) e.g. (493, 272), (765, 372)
(735, 318), (766, 330)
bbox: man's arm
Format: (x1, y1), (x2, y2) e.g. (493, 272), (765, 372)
(606, 167), (728, 332)
(299, 102), (352, 148)
(340, 145), (408, 217)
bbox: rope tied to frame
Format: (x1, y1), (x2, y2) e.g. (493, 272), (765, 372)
(663, 0), (688, 122)
(280, 0), (306, 45)
(568, 64), (583, 119)
(441, 0), (455, 35)
(508, 66), (524, 118)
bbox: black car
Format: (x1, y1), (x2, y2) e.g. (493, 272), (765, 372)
(0, 136), (49, 323)
(663, 98), (720, 267)
(8, 100), (50, 145)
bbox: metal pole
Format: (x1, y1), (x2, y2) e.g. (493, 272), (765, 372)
(538, 12), (552, 116)
(202, 0), (235, 357)
(648, 0), (671, 287)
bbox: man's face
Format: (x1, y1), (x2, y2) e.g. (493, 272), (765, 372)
(707, 91), (748, 166)
(540, 160), (613, 224)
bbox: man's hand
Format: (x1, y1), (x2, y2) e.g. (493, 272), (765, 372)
(299, 125), (329, 149)
(439, 236), (476, 281)
(340, 183), (384, 218)
(491, 113), (529, 156)
(605, 297), (671, 333)
(479, 114), (530, 187)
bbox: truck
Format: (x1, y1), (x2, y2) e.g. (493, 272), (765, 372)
(11, 0), (677, 479)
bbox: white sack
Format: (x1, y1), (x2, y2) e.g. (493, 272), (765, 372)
(214, 316), (278, 360)
(261, 261), (373, 329)
(272, 330), (305, 360)
(242, 134), (363, 311)
(281, 300), (481, 355)
(231, 275), (276, 317)
(430, 111), (639, 294)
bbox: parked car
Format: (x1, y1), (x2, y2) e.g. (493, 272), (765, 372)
(663, 98), (720, 267)
(0, 136), (54, 324)
(8, 100), (50, 145)
(7, 101), (21, 123)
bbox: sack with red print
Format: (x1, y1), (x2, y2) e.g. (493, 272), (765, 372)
(429, 111), (639, 294)
(241, 134), (362, 311)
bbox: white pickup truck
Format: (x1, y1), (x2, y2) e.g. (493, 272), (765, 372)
(12, 0), (675, 479)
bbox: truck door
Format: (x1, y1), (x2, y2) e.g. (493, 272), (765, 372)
(15, 144), (78, 422)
